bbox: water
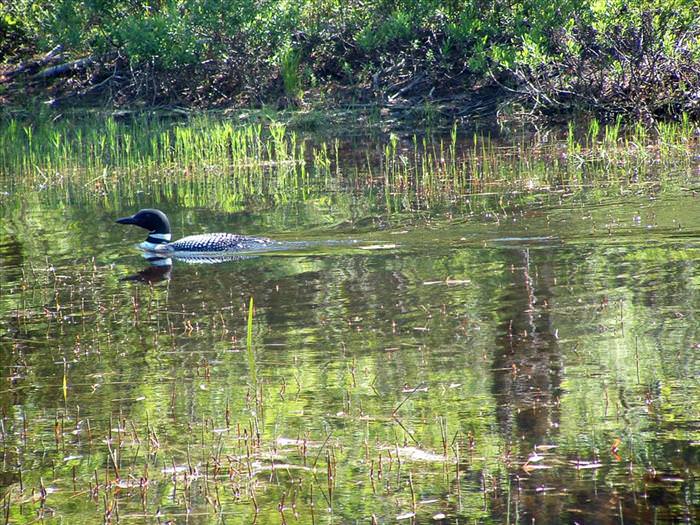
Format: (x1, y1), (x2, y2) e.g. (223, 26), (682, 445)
(0, 128), (699, 523)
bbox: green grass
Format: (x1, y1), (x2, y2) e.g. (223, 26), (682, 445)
(0, 113), (698, 216)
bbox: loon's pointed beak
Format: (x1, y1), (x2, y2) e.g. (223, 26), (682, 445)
(116, 215), (136, 225)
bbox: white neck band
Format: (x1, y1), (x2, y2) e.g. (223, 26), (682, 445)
(149, 232), (172, 241)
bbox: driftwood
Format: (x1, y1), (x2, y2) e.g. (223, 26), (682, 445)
(2, 45), (64, 80)
(34, 56), (95, 80)
(388, 73), (426, 102)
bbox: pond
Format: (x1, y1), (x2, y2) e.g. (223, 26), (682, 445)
(0, 116), (699, 523)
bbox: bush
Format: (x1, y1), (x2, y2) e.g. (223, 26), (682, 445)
(0, 9), (31, 61)
(1, 0), (698, 118)
(499, 0), (700, 118)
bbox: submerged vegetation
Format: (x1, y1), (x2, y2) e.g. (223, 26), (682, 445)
(1, 0), (699, 121)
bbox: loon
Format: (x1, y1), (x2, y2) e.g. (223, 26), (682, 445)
(116, 209), (272, 254)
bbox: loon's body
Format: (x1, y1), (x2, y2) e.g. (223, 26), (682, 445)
(116, 209), (271, 254)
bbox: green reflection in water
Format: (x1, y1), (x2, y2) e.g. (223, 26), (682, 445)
(0, 117), (699, 523)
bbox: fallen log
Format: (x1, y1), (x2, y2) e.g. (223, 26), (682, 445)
(34, 56), (95, 80)
(388, 73), (426, 102)
(2, 45), (64, 80)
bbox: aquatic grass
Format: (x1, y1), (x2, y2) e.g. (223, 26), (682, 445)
(603, 115), (622, 146)
(587, 118), (600, 148)
(0, 114), (305, 181)
(246, 296), (257, 387)
(0, 114), (698, 218)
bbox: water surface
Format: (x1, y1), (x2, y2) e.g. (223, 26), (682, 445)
(0, 124), (699, 523)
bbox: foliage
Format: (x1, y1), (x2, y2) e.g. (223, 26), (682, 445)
(0, 5), (32, 60)
(278, 45), (302, 101)
(1, 0), (699, 118)
(511, 0), (700, 118)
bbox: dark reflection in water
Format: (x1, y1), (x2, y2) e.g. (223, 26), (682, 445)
(488, 241), (699, 524)
(0, 182), (699, 524)
(492, 248), (565, 524)
(493, 248), (562, 442)
(120, 256), (173, 283)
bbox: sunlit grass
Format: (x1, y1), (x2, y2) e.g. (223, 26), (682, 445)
(0, 113), (698, 215)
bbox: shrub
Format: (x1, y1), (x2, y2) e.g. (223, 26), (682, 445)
(0, 8), (31, 61)
(1, 0), (698, 118)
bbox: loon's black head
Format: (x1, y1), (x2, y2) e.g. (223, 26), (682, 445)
(117, 209), (171, 234)
(117, 209), (172, 245)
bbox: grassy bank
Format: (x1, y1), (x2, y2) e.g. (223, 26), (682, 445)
(1, 0), (699, 122)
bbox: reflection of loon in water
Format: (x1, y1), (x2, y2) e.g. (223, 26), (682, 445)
(116, 208), (274, 254)
(120, 251), (257, 283)
(121, 255), (173, 283)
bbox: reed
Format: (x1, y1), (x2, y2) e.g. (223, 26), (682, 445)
(0, 114), (698, 217)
